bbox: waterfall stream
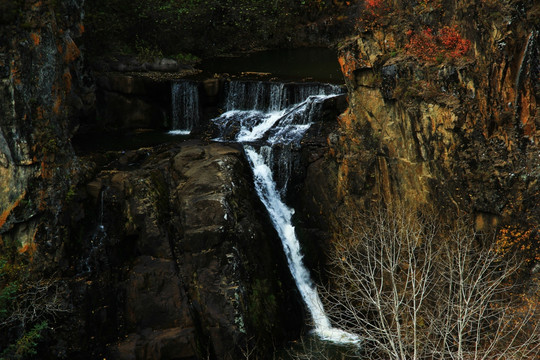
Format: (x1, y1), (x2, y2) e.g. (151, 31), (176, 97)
(170, 80), (200, 134)
(213, 81), (361, 345)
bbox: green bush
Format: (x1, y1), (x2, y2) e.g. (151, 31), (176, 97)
(0, 321), (48, 360)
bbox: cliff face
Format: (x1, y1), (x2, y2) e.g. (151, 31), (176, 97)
(316, 0), (539, 234)
(63, 142), (302, 359)
(0, 0), (90, 261)
(0, 2), (303, 358)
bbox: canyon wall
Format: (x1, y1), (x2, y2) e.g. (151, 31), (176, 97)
(303, 1), (539, 242)
(0, 3), (303, 359)
(62, 142), (302, 359)
(0, 0), (90, 267)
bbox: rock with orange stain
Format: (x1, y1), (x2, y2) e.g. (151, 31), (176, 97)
(30, 32), (41, 46)
(64, 37), (80, 63)
(328, 6), (540, 237)
(338, 52), (358, 79)
(62, 70), (72, 92)
(53, 95), (62, 115)
(18, 242), (37, 255)
(0, 192), (26, 230)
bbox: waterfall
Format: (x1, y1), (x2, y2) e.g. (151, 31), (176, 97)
(223, 80), (342, 112)
(170, 80), (200, 135)
(81, 187), (108, 274)
(213, 81), (360, 345)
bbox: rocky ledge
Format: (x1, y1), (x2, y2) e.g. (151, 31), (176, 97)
(58, 141), (302, 359)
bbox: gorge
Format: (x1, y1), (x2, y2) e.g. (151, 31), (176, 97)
(1, 0), (539, 359)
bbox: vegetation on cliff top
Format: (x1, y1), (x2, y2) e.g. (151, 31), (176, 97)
(83, 0), (357, 60)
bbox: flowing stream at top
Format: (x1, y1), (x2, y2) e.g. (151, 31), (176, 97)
(213, 81), (361, 345)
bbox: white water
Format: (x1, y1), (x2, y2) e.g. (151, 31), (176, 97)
(245, 147), (360, 344)
(168, 129), (192, 135)
(169, 81), (199, 134)
(213, 81), (361, 345)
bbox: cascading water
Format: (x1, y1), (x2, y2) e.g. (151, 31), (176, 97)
(170, 80), (200, 135)
(81, 187), (108, 274)
(213, 81), (361, 345)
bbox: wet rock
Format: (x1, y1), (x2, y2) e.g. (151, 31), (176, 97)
(68, 142), (301, 359)
(97, 74), (148, 95)
(112, 328), (197, 360)
(99, 91), (167, 130)
(124, 256), (191, 329)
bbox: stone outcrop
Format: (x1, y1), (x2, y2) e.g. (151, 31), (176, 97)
(301, 1), (539, 249)
(60, 142), (301, 359)
(0, 0), (92, 264)
(91, 73), (172, 132)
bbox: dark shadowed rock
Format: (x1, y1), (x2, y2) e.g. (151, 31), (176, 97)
(67, 141), (302, 359)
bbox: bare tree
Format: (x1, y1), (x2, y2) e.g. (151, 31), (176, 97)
(0, 275), (71, 328)
(324, 206), (540, 360)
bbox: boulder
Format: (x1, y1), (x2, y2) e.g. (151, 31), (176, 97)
(147, 58), (179, 72)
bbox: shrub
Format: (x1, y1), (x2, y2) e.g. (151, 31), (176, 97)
(358, 0), (393, 30)
(0, 255), (69, 359)
(406, 25), (471, 62)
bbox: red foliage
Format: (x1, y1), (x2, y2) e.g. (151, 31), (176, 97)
(438, 26), (471, 58)
(365, 0), (391, 14)
(365, 0), (383, 8)
(359, 0), (392, 29)
(405, 27), (439, 62)
(406, 25), (471, 62)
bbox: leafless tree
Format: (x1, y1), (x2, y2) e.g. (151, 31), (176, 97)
(0, 276), (70, 329)
(324, 206), (540, 360)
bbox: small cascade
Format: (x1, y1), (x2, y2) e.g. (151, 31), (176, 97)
(170, 80), (200, 134)
(212, 81), (360, 345)
(81, 187), (108, 274)
(214, 92), (338, 143)
(223, 80), (342, 112)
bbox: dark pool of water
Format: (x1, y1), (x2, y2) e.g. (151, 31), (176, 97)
(73, 130), (191, 154)
(198, 47), (344, 84)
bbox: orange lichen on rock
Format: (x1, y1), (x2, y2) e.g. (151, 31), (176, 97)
(62, 70), (72, 92)
(10, 65), (21, 86)
(37, 189), (49, 211)
(35, 106), (45, 120)
(53, 95), (62, 115)
(338, 51), (360, 79)
(18, 242), (37, 255)
(30, 32), (41, 46)
(18, 227), (39, 259)
(0, 192), (26, 229)
(337, 157), (351, 198)
(40, 160), (55, 180)
(338, 108), (357, 130)
(31, 1), (42, 10)
(64, 38), (80, 63)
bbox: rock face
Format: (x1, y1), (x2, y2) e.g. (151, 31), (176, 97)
(62, 142), (301, 359)
(90, 73), (183, 132)
(301, 2), (539, 247)
(0, 0), (91, 263)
